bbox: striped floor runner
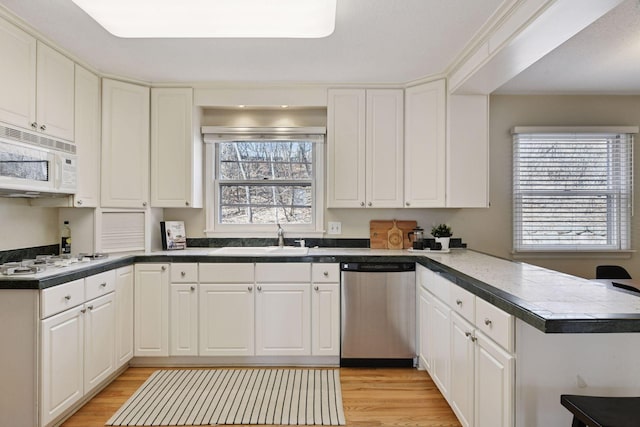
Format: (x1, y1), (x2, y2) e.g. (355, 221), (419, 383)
(106, 369), (346, 426)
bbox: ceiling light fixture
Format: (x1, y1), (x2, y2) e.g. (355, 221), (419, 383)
(71, 0), (337, 38)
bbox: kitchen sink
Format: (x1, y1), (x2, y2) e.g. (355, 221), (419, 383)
(209, 246), (309, 256)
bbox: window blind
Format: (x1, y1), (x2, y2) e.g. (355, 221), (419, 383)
(513, 131), (634, 251)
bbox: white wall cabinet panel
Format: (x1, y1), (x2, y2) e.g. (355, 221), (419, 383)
(73, 65), (101, 207)
(404, 80), (446, 207)
(366, 89), (404, 208)
(101, 79), (150, 208)
(115, 265), (134, 368)
(151, 88), (202, 208)
(83, 292), (115, 394)
(311, 282), (339, 356)
(199, 283), (255, 356)
(327, 89), (366, 208)
(40, 305), (84, 427)
(255, 283), (311, 356)
(447, 94), (489, 207)
(134, 264), (169, 357)
(170, 283), (198, 356)
(36, 42), (74, 141)
(0, 16), (36, 130)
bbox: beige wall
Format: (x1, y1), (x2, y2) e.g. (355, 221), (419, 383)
(0, 199), (59, 251)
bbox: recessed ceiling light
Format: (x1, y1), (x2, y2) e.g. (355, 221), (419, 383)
(71, 0), (337, 38)
(281, 105), (289, 108)
(238, 105), (246, 108)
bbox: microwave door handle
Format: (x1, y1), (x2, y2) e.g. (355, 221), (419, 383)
(53, 155), (61, 189)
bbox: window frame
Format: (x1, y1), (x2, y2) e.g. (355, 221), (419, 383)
(512, 126), (636, 254)
(203, 129), (325, 237)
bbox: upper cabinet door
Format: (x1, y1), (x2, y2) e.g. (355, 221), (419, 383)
(150, 88), (202, 208)
(0, 16), (36, 130)
(327, 89), (366, 208)
(73, 65), (101, 207)
(366, 89), (404, 208)
(101, 79), (150, 208)
(36, 42), (75, 141)
(404, 80), (446, 207)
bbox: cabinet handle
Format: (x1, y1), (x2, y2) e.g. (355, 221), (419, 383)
(257, 285), (262, 292)
(456, 299), (463, 306)
(406, 202), (410, 206)
(465, 331), (472, 338)
(64, 295), (71, 301)
(185, 201), (190, 206)
(161, 266), (167, 271)
(360, 202), (365, 207)
(323, 271), (329, 277)
(87, 305), (94, 310)
(100, 282), (107, 288)
(190, 286), (195, 291)
(30, 122), (37, 129)
(77, 200), (83, 205)
(181, 271), (186, 277)
(470, 336), (477, 343)
(248, 286), (253, 292)
(40, 124), (47, 131)
(80, 308), (86, 313)
(314, 285), (319, 291)
(367, 202), (372, 207)
(484, 318), (492, 326)
(142, 202), (148, 207)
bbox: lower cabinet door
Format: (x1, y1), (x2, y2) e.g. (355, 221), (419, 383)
(115, 265), (134, 368)
(84, 293), (116, 394)
(199, 283), (254, 356)
(430, 295), (451, 399)
(41, 306), (84, 427)
(450, 312), (474, 427)
(311, 282), (340, 356)
(170, 283), (198, 356)
(474, 332), (515, 427)
(418, 287), (433, 371)
(255, 283), (311, 356)
(134, 264), (169, 356)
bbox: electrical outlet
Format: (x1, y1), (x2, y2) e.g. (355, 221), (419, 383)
(328, 221), (342, 235)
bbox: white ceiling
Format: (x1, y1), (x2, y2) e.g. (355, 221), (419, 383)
(0, 0), (639, 93)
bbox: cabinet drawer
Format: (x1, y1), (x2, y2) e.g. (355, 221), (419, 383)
(422, 270), (451, 303)
(199, 263), (254, 283)
(475, 298), (514, 352)
(450, 285), (475, 322)
(312, 263), (340, 283)
(41, 279), (85, 318)
(256, 263), (311, 283)
(171, 263), (198, 283)
(85, 270), (116, 300)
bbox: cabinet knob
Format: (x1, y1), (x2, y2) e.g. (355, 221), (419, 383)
(142, 202), (147, 207)
(465, 331), (472, 338)
(161, 266), (167, 271)
(190, 286), (195, 291)
(87, 305), (94, 310)
(185, 201), (190, 206)
(360, 202), (365, 207)
(314, 285), (319, 291)
(76, 200), (83, 205)
(484, 318), (492, 326)
(181, 271), (186, 277)
(80, 308), (86, 313)
(257, 285), (262, 292)
(100, 282), (107, 288)
(40, 124), (47, 131)
(323, 271), (329, 277)
(406, 202), (410, 207)
(470, 336), (477, 343)
(64, 295), (71, 301)
(248, 286), (253, 292)
(456, 299), (463, 306)
(367, 202), (372, 207)
(30, 122), (37, 129)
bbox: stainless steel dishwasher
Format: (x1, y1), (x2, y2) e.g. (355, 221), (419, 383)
(340, 262), (416, 367)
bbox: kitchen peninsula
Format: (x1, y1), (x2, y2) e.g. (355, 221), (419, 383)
(1, 248), (640, 426)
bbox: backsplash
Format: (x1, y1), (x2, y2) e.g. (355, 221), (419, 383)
(0, 244), (59, 264)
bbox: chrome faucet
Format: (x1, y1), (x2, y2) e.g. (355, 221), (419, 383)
(276, 223), (285, 247)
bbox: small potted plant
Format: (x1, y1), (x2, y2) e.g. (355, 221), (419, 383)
(431, 224), (452, 250)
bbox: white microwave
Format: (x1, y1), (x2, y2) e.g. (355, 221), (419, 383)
(0, 125), (77, 197)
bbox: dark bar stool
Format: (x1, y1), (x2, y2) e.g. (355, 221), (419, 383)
(561, 394), (640, 427)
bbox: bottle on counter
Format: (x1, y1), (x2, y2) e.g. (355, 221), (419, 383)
(61, 220), (71, 255)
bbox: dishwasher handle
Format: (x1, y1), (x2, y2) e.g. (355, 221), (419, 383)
(340, 262), (415, 273)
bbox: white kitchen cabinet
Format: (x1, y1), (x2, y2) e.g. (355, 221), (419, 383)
(199, 283), (255, 356)
(115, 265), (134, 368)
(418, 286), (433, 371)
(255, 283), (311, 356)
(150, 87), (202, 208)
(450, 312), (475, 427)
(36, 42), (75, 141)
(101, 79), (150, 208)
(134, 263), (169, 357)
(83, 292), (116, 394)
(40, 305), (84, 427)
(311, 263), (340, 356)
(73, 65), (101, 207)
(447, 94), (489, 207)
(0, 16), (36, 131)
(170, 283), (198, 356)
(475, 332), (514, 427)
(327, 88), (404, 208)
(404, 80), (446, 207)
(431, 292), (451, 399)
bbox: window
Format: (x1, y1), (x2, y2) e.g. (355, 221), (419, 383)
(512, 127), (635, 252)
(203, 128), (325, 235)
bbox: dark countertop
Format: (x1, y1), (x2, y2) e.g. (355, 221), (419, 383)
(3, 248), (640, 334)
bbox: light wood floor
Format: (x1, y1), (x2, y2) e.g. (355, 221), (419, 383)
(61, 367), (461, 427)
